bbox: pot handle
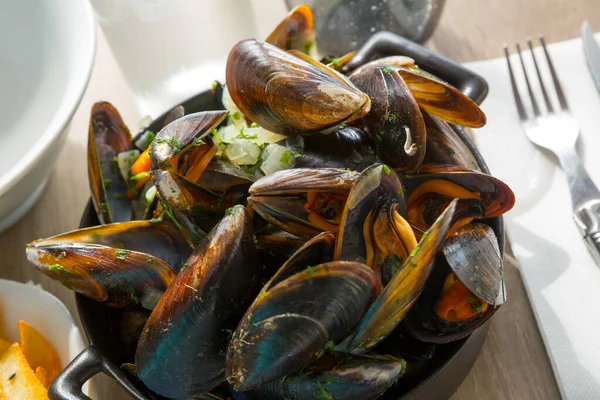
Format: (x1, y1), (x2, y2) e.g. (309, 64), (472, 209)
(49, 346), (148, 400)
(343, 31), (489, 105)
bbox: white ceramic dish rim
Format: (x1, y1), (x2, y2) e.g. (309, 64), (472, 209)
(0, 0), (96, 198)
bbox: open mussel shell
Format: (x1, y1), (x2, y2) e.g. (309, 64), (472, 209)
(266, 4), (314, 54)
(150, 111), (227, 179)
(226, 261), (382, 391)
(136, 205), (262, 398)
(404, 164), (516, 221)
(395, 67), (486, 128)
(403, 224), (504, 343)
(248, 168), (359, 239)
(422, 113), (480, 170)
(197, 160), (255, 194)
(343, 200), (457, 354)
(335, 164), (405, 264)
(349, 65), (426, 173)
(256, 352), (406, 400)
(88, 101), (134, 224)
(26, 220), (191, 271)
(226, 39), (371, 135)
(297, 126), (377, 170)
(26, 241), (175, 308)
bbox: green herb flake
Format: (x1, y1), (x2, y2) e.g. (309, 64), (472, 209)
(447, 147), (456, 157)
(382, 165), (391, 175)
(194, 137), (205, 146)
(383, 66), (393, 75)
(388, 113), (398, 123)
(180, 262), (189, 271)
(303, 39), (315, 55)
(250, 122), (259, 128)
(49, 264), (65, 271)
(128, 286), (140, 304)
(225, 207), (235, 216)
(307, 266), (315, 277)
(231, 111), (241, 120)
(468, 299), (483, 313)
(211, 80), (219, 91)
(280, 151), (293, 165)
(155, 136), (185, 152)
(324, 340), (336, 351)
(113, 192), (125, 199)
(313, 380), (333, 400)
(374, 133), (383, 144)
(410, 246), (421, 258)
(475, 286), (482, 295)
(115, 249), (131, 260)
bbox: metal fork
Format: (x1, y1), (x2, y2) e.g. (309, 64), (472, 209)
(505, 36), (600, 265)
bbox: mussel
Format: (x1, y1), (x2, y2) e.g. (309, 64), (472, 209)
(136, 205), (261, 398)
(349, 64), (426, 173)
(25, 220), (188, 308)
(404, 223), (506, 343)
(150, 111), (238, 242)
(226, 248), (381, 390)
(422, 113), (480, 170)
(226, 39), (371, 135)
(395, 67), (487, 128)
(343, 199), (457, 354)
(266, 5), (315, 54)
(248, 168), (359, 239)
(88, 102), (134, 224)
(256, 352), (406, 400)
(403, 164), (515, 238)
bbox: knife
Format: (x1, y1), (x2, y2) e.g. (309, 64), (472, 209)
(582, 21), (600, 91)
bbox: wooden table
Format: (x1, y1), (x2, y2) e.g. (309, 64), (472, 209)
(3, 0), (600, 398)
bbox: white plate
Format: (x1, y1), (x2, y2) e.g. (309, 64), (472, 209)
(0, 0), (96, 232)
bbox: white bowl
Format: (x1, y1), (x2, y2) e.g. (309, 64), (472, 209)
(0, 279), (89, 394)
(0, 0), (96, 232)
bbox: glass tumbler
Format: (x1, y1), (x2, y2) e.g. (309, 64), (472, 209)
(91, 0), (259, 117)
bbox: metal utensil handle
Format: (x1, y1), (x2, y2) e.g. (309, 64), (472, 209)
(49, 346), (148, 400)
(573, 200), (600, 266)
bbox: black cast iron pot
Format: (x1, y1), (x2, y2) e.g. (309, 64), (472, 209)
(49, 32), (496, 400)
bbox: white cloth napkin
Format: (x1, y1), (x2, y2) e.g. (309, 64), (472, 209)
(463, 35), (600, 400)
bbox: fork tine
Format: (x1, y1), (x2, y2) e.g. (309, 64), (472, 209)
(540, 35), (569, 110)
(504, 45), (528, 121)
(527, 38), (554, 113)
(516, 42), (541, 117)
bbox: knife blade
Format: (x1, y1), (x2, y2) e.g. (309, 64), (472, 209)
(582, 20), (600, 92)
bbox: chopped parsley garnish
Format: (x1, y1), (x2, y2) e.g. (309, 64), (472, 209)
(468, 299), (483, 313)
(410, 246), (421, 258)
(307, 265), (315, 277)
(388, 113), (398, 123)
(231, 111), (241, 120)
(115, 249), (131, 260)
(374, 133), (383, 144)
(239, 129), (257, 140)
(194, 137), (204, 146)
(475, 286), (482, 295)
(49, 264), (65, 271)
(447, 147), (456, 157)
(382, 165), (391, 175)
(303, 39), (315, 55)
(383, 66), (393, 75)
(225, 207), (235, 216)
(180, 262), (189, 271)
(128, 286), (140, 304)
(113, 192), (125, 199)
(280, 151), (293, 165)
(324, 341), (336, 351)
(313, 380), (333, 400)
(211, 80), (219, 91)
(155, 136), (185, 152)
